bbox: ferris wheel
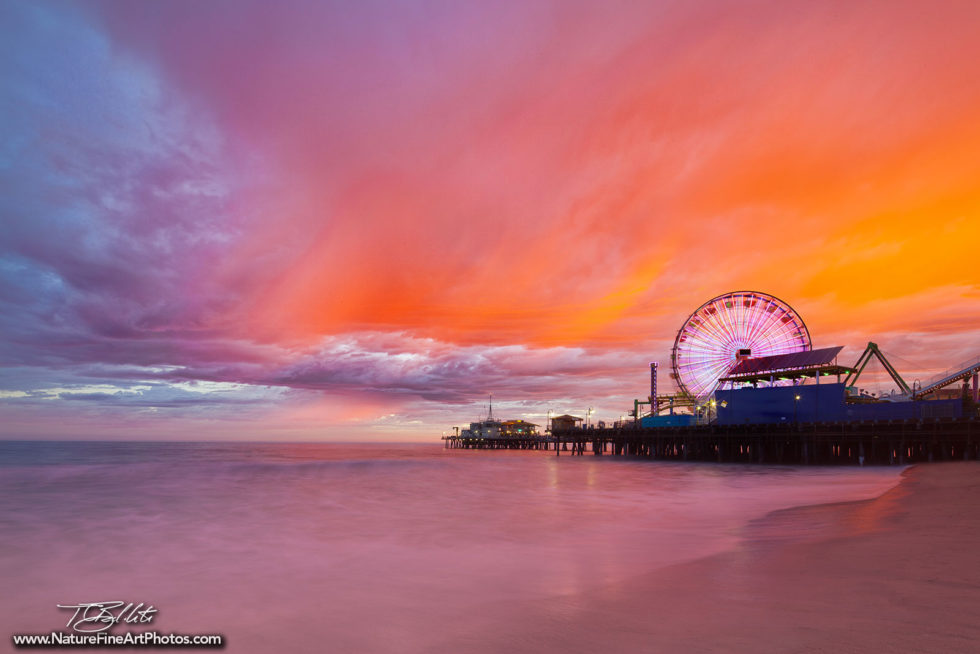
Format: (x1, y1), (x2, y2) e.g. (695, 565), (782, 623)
(670, 291), (811, 399)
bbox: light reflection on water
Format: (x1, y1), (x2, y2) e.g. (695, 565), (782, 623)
(0, 442), (903, 652)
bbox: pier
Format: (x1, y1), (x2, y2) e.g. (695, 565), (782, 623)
(444, 293), (980, 467)
(443, 417), (980, 465)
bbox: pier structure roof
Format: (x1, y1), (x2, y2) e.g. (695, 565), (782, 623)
(719, 346), (854, 385)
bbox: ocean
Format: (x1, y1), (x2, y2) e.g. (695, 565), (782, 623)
(0, 441), (905, 652)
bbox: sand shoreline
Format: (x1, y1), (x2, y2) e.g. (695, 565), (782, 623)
(437, 463), (980, 653)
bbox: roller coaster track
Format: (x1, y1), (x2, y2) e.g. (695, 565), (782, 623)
(915, 355), (980, 398)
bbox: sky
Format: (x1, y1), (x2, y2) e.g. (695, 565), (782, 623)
(1, 0), (979, 441)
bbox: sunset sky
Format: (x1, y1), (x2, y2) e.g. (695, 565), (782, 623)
(1, 0), (978, 440)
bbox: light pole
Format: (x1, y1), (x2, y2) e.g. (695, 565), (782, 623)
(794, 394), (801, 425)
(547, 409), (553, 452)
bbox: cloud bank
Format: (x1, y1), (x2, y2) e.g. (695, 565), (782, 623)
(1, 0), (978, 439)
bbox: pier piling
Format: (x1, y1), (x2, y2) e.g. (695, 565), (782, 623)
(442, 418), (979, 465)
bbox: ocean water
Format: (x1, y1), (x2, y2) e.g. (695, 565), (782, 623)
(0, 442), (904, 652)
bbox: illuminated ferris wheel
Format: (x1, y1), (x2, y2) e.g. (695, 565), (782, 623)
(670, 291), (811, 399)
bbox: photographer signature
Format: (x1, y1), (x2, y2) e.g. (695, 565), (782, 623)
(56, 601), (157, 633)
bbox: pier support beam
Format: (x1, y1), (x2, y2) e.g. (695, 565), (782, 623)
(448, 419), (975, 465)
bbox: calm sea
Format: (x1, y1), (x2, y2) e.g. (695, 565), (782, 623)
(0, 441), (903, 652)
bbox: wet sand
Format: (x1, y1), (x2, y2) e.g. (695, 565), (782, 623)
(438, 463), (980, 653)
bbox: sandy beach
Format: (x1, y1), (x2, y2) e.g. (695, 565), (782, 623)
(436, 462), (980, 653)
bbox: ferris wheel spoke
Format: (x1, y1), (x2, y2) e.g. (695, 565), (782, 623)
(747, 299), (784, 349)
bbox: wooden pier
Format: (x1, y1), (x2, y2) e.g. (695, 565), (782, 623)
(443, 417), (980, 465)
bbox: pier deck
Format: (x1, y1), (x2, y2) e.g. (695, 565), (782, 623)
(443, 417), (980, 465)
